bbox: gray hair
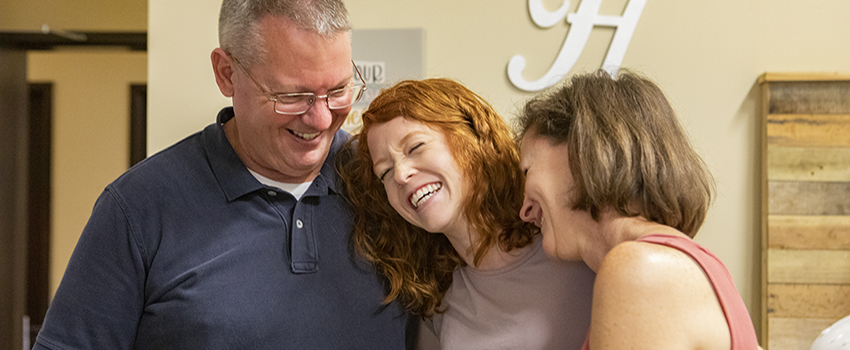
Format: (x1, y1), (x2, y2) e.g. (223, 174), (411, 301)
(218, 0), (351, 67)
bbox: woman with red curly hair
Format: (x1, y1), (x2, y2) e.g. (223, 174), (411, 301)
(338, 78), (594, 349)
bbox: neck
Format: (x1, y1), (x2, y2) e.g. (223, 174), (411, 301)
(578, 209), (683, 272)
(443, 226), (524, 271)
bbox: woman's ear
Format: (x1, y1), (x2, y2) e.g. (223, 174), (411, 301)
(211, 48), (235, 97)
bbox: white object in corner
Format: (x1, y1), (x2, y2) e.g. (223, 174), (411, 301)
(811, 314), (850, 350)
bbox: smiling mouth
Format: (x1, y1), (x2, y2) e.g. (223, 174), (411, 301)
(290, 129), (320, 140)
(409, 183), (442, 208)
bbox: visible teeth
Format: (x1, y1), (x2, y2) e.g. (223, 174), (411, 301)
(292, 130), (320, 140)
(410, 183), (442, 208)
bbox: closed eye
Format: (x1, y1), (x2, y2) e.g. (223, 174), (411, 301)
(327, 84), (351, 97)
(378, 169), (391, 183)
(408, 142), (424, 154)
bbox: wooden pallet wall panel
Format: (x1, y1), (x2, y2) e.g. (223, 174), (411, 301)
(767, 146), (850, 181)
(766, 114), (850, 147)
(768, 249), (850, 284)
(761, 74), (850, 350)
(768, 82), (850, 114)
(768, 215), (850, 250)
(768, 181), (850, 215)
(768, 318), (838, 350)
(768, 284), (850, 319)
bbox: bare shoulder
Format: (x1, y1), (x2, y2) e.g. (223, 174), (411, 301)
(589, 239), (730, 350)
(596, 240), (698, 287)
(595, 239), (724, 306)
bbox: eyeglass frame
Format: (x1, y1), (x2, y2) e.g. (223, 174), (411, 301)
(231, 55), (367, 115)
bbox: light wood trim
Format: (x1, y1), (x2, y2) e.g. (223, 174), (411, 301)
(768, 215), (850, 250)
(766, 114), (850, 148)
(767, 284), (850, 318)
(768, 317), (839, 350)
(758, 72), (850, 83)
(768, 249), (850, 284)
(760, 82), (771, 344)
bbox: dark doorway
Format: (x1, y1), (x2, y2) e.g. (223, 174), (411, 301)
(27, 83), (52, 343)
(130, 84), (147, 166)
(1, 29), (147, 350)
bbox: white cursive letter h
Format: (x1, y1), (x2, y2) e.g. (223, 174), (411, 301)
(508, 0), (647, 92)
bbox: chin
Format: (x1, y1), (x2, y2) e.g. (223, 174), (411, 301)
(541, 239), (560, 260)
(295, 147), (329, 164)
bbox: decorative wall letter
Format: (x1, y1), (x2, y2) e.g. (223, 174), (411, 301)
(508, 0), (647, 92)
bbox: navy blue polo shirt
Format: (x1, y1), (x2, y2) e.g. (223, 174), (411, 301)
(36, 107), (410, 349)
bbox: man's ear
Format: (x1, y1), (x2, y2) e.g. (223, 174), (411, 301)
(211, 48), (235, 97)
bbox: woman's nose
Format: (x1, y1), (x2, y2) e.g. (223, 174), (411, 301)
(519, 197), (541, 225)
(393, 161), (416, 184)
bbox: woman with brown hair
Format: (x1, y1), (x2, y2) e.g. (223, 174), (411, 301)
(517, 69), (760, 349)
(339, 78), (594, 349)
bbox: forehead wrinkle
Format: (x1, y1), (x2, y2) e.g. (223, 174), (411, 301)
(260, 69), (353, 95)
(369, 128), (430, 173)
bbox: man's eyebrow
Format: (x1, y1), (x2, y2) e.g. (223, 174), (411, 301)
(268, 73), (354, 95)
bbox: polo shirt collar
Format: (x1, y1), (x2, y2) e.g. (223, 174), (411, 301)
(205, 107), (349, 201)
(313, 128), (349, 196)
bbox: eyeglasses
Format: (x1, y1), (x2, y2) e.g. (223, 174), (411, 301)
(232, 56), (367, 115)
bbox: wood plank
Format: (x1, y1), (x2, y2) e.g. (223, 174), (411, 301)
(761, 83), (771, 344)
(768, 249), (850, 284)
(768, 81), (850, 114)
(767, 284), (850, 318)
(768, 215), (850, 250)
(767, 145), (850, 182)
(768, 181), (850, 216)
(768, 318), (839, 350)
(759, 72), (850, 83)
(766, 114), (850, 147)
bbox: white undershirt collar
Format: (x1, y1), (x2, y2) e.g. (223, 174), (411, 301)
(248, 168), (312, 200)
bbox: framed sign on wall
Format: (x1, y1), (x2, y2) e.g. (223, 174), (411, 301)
(346, 28), (425, 132)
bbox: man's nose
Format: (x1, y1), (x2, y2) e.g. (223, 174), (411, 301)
(300, 97), (334, 130)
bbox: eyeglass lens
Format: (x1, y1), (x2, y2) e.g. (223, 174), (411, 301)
(273, 84), (365, 115)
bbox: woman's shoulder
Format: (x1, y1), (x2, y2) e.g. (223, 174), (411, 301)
(590, 236), (731, 349)
(597, 237), (698, 287)
(596, 235), (723, 302)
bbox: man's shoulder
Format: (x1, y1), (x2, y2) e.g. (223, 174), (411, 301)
(110, 129), (210, 193)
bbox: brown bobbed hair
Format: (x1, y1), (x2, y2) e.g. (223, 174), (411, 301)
(516, 69), (715, 238)
(338, 78), (536, 317)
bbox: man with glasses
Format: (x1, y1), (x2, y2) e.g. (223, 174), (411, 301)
(35, 0), (413, 349)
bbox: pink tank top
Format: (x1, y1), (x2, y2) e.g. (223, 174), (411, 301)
(580, 234), (759, 349)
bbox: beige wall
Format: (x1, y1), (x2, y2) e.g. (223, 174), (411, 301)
(27, 50), (147, 296)
(0, 0), (146, 31)
(149, 0), (850, 334)
(1, 0), (148, 297)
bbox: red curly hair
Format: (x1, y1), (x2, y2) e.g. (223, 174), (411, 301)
(337, 78), (536, 317)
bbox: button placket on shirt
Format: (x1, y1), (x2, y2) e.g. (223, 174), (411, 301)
(290, 199), (318, 273)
